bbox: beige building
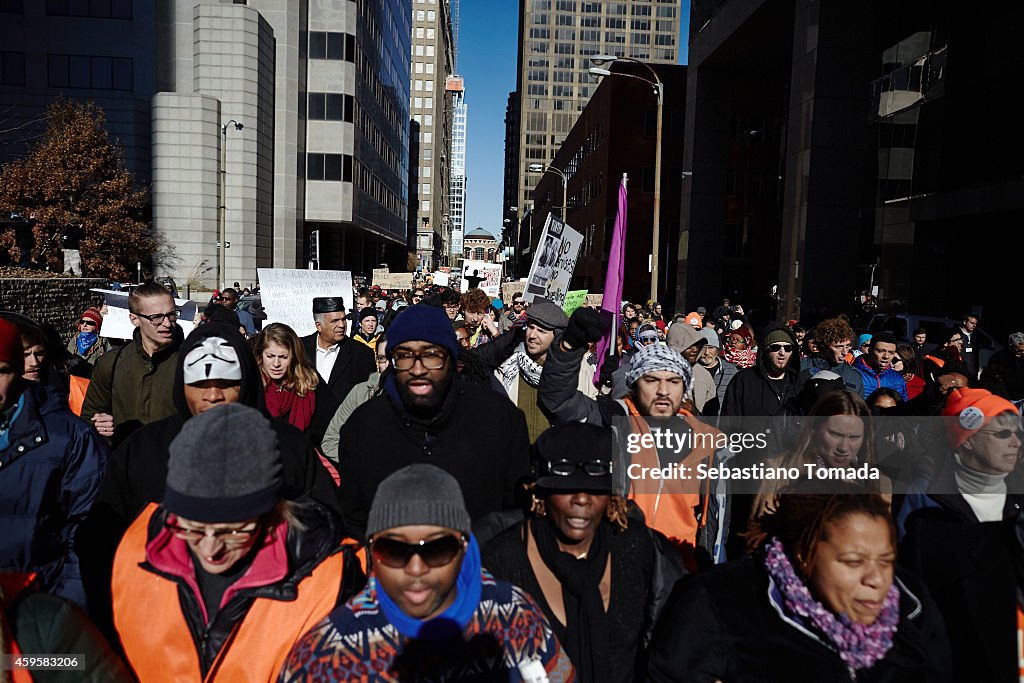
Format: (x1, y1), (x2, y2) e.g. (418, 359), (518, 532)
(504, 0), (682, 223)
(410, 0), (456, 271)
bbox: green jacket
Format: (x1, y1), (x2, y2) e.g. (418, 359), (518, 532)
(80, 329), (181, 442)
(5, 586), (134, 683)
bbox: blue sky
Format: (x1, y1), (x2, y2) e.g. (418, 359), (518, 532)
(459, 2), (691, 237)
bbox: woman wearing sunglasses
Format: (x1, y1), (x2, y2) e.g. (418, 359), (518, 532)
(67, 306), (106, 366)
(281, 464), (574, 681)
(112, 404), (363, 683)
(483, 423), (682, 683)
(898, 387), (1024, 535)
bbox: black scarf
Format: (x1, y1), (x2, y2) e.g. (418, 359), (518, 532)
(530, 517), (612, 683)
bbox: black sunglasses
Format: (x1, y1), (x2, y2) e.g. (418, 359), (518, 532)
(369, 535), (465, 569)
(767, 343), (794, 353)
(977, 428), (1024, 440)
(79, 319), (97, 326)
(543, 459), (613, 477)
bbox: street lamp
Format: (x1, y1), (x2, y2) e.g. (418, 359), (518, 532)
(527, 163), (568, 221)
(219, 119), (243, 290)
(589, 55), (665, 303)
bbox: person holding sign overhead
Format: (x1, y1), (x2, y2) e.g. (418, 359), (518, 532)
(299, 297), (376, 449)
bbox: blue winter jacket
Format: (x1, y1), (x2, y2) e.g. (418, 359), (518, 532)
(851, 356), (908, 402)
(0, 381), (109, 608)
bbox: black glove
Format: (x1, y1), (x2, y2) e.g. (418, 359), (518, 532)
(562, 308), (608, 350)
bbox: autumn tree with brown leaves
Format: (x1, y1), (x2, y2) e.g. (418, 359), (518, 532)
(0, 99), (156, 279)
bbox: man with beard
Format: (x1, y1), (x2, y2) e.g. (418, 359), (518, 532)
(337, 305), (530, 540)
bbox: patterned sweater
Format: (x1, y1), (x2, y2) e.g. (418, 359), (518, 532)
(279, 569), (575, 683)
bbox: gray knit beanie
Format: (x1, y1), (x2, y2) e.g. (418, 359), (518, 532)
(164, 403), (282, 523)
(366, 464), (472, 539)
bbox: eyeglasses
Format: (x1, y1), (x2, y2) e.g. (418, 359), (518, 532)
(391, 348), (449, 370)
(638, 335), (659, 344)
(79, 319), (97, 327)
(767, 343), (794, 353)
(513, 300), (524, 306)
(977, 428), (1024, 440)
(165, 520), (260, 547)
(543, 459), (613, 477)
(134, 310), (179, 324)
(369, 535), (465, 568)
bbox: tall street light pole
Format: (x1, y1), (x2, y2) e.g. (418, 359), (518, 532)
(219, 119), (243, 290)
(527, 163), (568, 221)
(589, 56), (664, 303)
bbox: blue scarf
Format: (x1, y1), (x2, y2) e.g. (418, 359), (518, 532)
(76, 331), (98, 355)
(374, 534), (482, 641)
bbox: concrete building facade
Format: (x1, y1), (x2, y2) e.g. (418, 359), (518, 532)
(0, 0), (412, 290)
(504, 0), (683, 229)
(524, 63), (686, 307)
(409, 0), (454, 272)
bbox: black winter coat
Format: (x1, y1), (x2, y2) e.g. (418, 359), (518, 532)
(484, 518), (683, 683)
(645, 559), (951, 683)
(338, 376), (530, 540)
(301, 333), (376, 444)
(900, 516), (1021, 683)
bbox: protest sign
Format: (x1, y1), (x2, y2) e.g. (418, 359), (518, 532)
(501, 280), (526, 302)
(432, 271), (450, 287)
(90, 289), (198, 340)
(257, 268), (353, 337)
(371, 268), (389, 283)
(374, 272), (415, 291)
(585, 293), (604, 309)
(460, 261), (502, 297)
(523, 213), (584, 307)
(562, 290), (589, 316)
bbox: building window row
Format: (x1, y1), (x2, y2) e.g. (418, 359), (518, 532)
(307, 153), (353, 182)
(356, 162), (403, 218)
(46, 0), (132, 19)
(48, 53), (132, 90)
(305, 31), (356, 62)
(308, 92), (355, 122)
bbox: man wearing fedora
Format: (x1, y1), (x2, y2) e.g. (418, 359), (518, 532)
(300, 297), (376, 444)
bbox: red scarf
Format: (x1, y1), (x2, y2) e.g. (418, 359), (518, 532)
(725, 348), (758, 369)
(263, 383), (316, 431)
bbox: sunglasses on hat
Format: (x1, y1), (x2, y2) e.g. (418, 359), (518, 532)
(542, 459), (613, 477)
(369, 534), (465, 569)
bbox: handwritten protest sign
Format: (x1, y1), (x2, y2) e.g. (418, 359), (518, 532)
(374, 273), (415, 291)
(90, 289), (198, 340)
(523, 213), (584, 308)
(501, 280), (526, 302)
(371, 268), (389, 283)
(460, 261), (503, 297)
(257, 268), (353, 337)
(432, 271), (450, 287)
(562, 290), (589, 316)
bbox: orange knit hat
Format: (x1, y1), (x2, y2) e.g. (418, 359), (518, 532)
(942, 388), (1019, 448)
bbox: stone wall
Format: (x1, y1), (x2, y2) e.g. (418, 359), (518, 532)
(0, 278), (107, 338)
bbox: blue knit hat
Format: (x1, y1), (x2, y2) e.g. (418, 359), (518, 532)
(385, 304), (460, 360)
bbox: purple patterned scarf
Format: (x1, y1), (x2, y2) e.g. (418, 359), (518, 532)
(763, 537), (900, 671)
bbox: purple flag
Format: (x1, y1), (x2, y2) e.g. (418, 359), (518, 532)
(594, 174), (628, 386)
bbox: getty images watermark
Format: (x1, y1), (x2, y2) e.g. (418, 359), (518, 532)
(622, 429), (883, 483)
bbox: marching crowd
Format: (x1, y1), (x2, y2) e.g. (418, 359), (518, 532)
(1, 282), (1022, 682)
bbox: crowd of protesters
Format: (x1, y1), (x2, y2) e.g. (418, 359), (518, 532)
(1, 282), (1022, 681)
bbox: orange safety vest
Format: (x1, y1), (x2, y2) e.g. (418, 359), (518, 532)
(924, 354), (945, 369)
(0, 573), (37, 683)
(622, 397), (720, 551)
(112, 503), (345, 683)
